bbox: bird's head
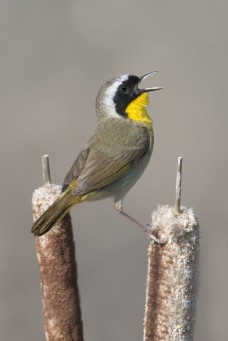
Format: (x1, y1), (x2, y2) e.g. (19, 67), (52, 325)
(96, 72), (162, 126)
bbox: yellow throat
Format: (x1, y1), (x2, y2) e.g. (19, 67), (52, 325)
(125, 92), (153, 127)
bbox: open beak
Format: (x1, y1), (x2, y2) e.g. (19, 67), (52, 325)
(139, 71), (163, 92)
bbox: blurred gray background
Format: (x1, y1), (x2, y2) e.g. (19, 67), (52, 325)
(0, 1), (227, 340)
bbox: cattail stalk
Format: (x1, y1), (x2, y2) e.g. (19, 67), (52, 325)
(144, 158), (199, 341)
(32, 155), (84, 341)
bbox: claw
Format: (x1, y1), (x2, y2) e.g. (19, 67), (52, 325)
(146, 224), (167, 244)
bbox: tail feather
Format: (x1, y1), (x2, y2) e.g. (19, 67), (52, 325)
(31, 188), (81, 236)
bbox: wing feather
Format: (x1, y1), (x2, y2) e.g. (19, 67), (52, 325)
(62, 148), (90, 192)
(73, 139), (150, 196)
(62, 123), (151, 197)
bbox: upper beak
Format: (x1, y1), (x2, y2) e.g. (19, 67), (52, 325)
(139, 71), (163, 92)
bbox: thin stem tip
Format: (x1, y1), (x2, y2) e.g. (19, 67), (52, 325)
(175, 156), (183, 214)
(42, 154), (51, 184)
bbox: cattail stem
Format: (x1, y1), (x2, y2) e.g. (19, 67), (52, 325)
(42, 154), (51, 184)
(175, 156), (183, 214)
(32, 155), (84, 341)
(144, 158), (199, 341)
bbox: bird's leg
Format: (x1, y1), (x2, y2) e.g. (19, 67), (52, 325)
(114, 201), (167, 244)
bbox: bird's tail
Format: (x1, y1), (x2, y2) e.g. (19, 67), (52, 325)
(31, 185), (81, 236)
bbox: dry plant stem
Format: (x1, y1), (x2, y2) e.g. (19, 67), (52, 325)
(32, 156), (84, 341)
(42, 154), (51, 184)
(175, 156), (183, 214)
(144, 205), (199, 341)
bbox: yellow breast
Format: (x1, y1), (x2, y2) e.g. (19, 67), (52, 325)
(125, 93), (153, 128)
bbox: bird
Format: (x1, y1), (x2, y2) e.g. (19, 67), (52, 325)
(31, 72), (163, 243)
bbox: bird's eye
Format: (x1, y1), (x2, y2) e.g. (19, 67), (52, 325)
(120, 84), (129, 94)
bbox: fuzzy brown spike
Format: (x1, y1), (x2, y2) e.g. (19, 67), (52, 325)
(144, 205), (199, 341)
(32, 155), (84, 341)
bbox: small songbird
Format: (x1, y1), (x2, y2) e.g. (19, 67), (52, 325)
(31, 72), (162, 242)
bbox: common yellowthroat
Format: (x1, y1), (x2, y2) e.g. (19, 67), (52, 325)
(32, 72), (162, 243)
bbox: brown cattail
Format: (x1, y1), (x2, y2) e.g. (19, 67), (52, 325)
(144, 205), (199, 341)
(32, 156), (84, 341)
